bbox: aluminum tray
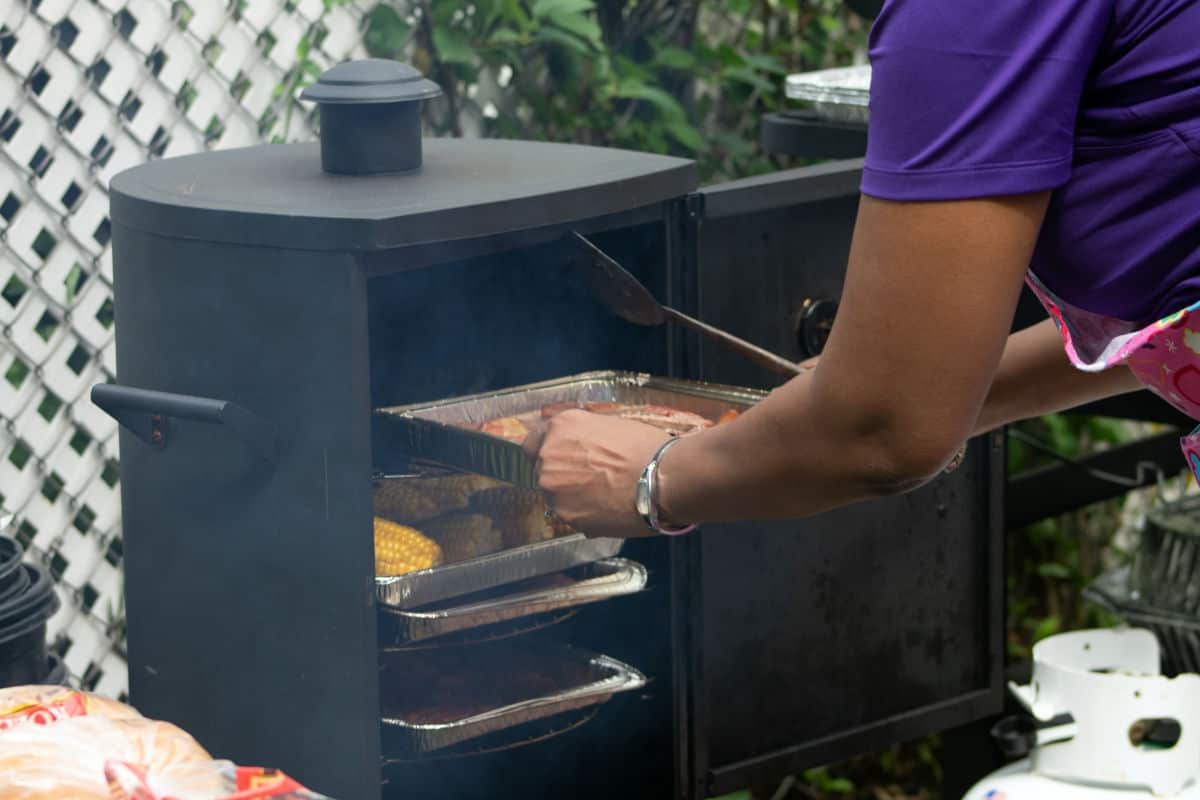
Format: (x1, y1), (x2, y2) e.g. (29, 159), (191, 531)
(374, 371), (766, 489)
(376, 534), (622, 610)
(379, 558), (647, 647)
(380, 646), (646, 754)
(382, 707), (600, 764)
(784, 65), (871, 125)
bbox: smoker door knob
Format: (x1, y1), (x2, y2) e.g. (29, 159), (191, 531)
(795, 298), (838, 358)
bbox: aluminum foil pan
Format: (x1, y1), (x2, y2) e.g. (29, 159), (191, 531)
(382, 706), (600, 764)
(379, 558), (647, 647)
(784, 65), (871, 125)
(374, 371), (765, 489)
(380, 645), (646, 755)
(375, 534), (622, 610)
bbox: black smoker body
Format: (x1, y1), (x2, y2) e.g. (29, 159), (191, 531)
(103, 134), (1003, 800)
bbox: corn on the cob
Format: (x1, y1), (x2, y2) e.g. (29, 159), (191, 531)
(373, 474), (504, 523)
(549, 514), (576, 538)
(469, 487), (542, 516)
(470, 487), (555, 549)
(373, 517), (443, 577)
(423, 512), (503, 563)
(471, 488), (578, 547)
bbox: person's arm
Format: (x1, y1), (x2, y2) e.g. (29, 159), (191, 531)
(527, 193), (1065, 537)
(972, 318), (1142, 435)
(800, 318), (1142, 436)
(655, 192), (1037, 524)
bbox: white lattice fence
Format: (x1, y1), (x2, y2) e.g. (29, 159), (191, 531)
(0, 0), (367, 701)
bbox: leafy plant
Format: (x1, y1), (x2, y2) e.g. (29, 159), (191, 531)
(273, 0), (869, 181)
(1005, 414), (1136, 660)
(755, 736), (941, 799)
(272, 0), (351, 142)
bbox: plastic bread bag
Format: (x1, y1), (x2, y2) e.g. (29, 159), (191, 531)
(106, 760), (335, 799)
(0, 714), (216, 800)
(0, 684), (331, 800)
(0, 684), (142, 729)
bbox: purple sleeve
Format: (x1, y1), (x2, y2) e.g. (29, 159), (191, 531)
(861, 0), (1114, 201)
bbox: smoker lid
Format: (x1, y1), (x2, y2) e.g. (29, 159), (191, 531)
(299, 59), (442, 105)
(109, 139), (697, 253)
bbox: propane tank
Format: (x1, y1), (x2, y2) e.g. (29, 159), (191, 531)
(963, 629), (1200, 800)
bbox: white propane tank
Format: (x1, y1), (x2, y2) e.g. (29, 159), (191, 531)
(962, 629), (1200, 800)
(962, 761), (1200, 800)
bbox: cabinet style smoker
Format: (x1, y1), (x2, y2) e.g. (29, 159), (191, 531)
(97, 61), (1003, 800)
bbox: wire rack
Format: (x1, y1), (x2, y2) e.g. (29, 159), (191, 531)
(0, 0), (367, 701)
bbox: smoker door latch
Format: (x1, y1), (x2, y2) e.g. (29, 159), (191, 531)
(794, 298), (838, 358)
(90, 384), (280, 465)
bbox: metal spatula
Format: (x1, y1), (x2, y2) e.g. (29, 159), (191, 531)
(572, 233), (804, 377)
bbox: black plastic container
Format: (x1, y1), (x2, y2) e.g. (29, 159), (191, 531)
(44, 651), (66, 685)
(0, 562), (60, 688)
(0, 537), (28, 606)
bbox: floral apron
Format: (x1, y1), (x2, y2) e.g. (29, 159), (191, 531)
(1027, 272), (1200, 480)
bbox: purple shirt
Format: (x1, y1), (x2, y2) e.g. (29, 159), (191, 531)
(861, 0), (1200, 325)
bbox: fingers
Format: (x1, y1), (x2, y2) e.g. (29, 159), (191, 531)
(521, 418), (549, 462)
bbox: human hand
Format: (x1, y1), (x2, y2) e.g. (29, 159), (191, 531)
(522, 410), (672, 539)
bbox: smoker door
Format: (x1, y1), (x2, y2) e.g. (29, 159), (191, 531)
(678, 161), (1004, 798)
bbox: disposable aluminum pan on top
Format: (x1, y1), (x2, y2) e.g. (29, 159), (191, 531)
(784, 64), (871, 125)
(373, 370), (766, 489)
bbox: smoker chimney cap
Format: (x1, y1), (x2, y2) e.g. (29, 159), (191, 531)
(300, 59), (442, 105)
(300, 59), (442, 175)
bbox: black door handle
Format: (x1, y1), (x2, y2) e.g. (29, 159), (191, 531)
(91, 384), (280, 465)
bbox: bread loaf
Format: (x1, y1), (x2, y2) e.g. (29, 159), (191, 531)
(0, 715), (215, 800)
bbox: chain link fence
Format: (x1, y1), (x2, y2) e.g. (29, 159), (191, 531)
(1, 0), (367, 700)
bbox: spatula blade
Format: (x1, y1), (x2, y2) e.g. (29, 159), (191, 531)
(571, 233), (667, 327)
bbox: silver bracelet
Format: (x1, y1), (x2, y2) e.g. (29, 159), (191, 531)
(635, 437), (697, 536)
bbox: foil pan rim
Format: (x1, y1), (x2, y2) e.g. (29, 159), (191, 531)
(380, 652), (647, 733)
(380, 558), (646, 622)
(377, 370), (769, 420)
(374, 533), (596, 589)
(374, 535), (625, 609)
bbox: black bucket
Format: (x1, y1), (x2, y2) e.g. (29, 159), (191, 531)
(0, 562), (60, 688)
(0, 536), (27, 606)
(43, 651), (67, 685)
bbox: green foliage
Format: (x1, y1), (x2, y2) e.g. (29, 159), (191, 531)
(273, 0), (351, 143)
(347, 0), (867, 181)
(762, 736), (942, 799)
(1005, 414), (1133, 661)
(802, 767), (855, 795)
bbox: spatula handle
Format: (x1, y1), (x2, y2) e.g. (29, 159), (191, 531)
(661, 307), (805, 377)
